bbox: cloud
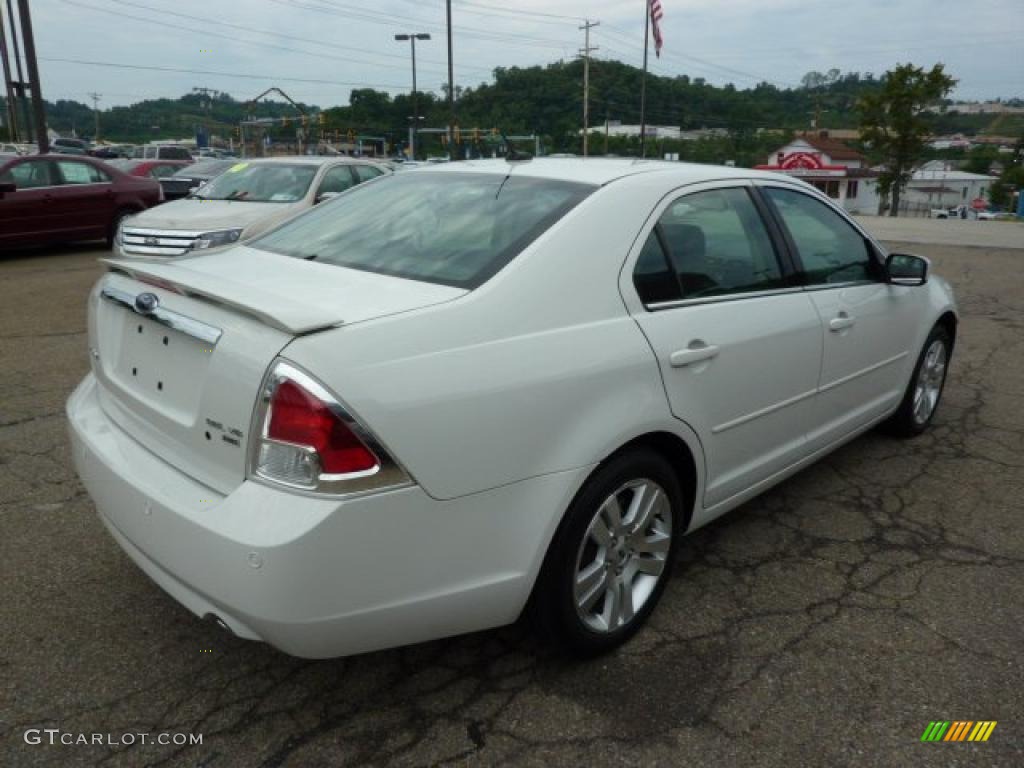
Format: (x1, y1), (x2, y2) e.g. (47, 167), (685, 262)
(31, 0), (1024, 108)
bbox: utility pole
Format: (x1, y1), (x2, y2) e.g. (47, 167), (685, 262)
(88, 91), (100, 141)
(0, 5), (19, 141)
(446, 0), (456, 160)
(16, 0), (46, 152)
(579, 19), (599, 157)
(5, 0), (30, 143)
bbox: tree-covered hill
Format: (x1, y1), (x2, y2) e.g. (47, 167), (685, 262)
(2, 59), (1018, 155)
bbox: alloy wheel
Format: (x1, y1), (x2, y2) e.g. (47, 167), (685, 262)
(573, 478), (673, 633)
(913, 339), (947, 425)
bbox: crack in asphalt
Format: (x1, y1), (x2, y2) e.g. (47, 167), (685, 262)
(1, 242), (1022, 768)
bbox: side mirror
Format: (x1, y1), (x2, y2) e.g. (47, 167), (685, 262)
(0, 181), (16, 198)
(315, 191), (340, 204)
(886, 253), (928, 286)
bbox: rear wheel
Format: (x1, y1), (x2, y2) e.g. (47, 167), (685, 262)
(885, 325), (951, 437)
(533, 448), (684, 656)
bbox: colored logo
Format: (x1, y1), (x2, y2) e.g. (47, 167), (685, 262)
(921, 721), (997, 742)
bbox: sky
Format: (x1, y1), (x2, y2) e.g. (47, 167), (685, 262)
(22, 0), (1024, 112)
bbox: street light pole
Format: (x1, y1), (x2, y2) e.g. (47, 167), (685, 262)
(446, 0), (455, 159)
(395, 32), (431, 160)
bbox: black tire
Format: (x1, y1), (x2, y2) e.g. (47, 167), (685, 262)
(884, 324), (952, 438)
(106, 208), (135, 249)
(532, 448), (684, 656)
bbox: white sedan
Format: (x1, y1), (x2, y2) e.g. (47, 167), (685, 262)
(68, 159), (957, 658)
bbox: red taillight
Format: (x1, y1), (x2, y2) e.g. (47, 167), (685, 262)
(267, 378), (377, 474)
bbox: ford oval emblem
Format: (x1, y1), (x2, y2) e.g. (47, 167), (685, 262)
(135, 292), (159, 314)
(144, 236), (159, 246)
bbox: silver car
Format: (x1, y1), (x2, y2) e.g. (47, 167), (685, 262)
(116, 156), (389, 257)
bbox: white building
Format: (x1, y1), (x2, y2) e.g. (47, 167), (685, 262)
(755, 134), (881, 214)
(594, 122), (730, 141)
(903, 169), (994, 212)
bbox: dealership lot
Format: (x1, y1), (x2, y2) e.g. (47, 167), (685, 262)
(2, 222), (1023, 766)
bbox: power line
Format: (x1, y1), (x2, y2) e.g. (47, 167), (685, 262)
(58, 0), (490, 84)
(39, 55), (409, 90)
(453, 0), (586, 23)
(102, 0), (494, 77)
(276, 0), (578, 51)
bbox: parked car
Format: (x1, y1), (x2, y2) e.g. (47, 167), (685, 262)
(90, 144), (135, 159)
(115, 156), (388, 256)
(131, 144), (194, 161)
(68, 159), (958, 659)
(0, 154), (161, 249)
(52, 137), (91, 154)
(1, 142), (25, 155)
(157, 158), (236, 201)
(106, 158), (192, 181)
(930, 205), (967, 219)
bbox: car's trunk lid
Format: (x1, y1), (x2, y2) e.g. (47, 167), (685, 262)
(90, 248), (466, 493)
(103, 246), (465, 334)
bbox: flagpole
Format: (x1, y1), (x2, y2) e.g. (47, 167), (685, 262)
(640, 0), (649, 158)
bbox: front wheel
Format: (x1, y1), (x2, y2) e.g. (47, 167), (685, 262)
(885, 325), (952, 437)
(106, 208), (134, 249)
(532, 448), (684, 656)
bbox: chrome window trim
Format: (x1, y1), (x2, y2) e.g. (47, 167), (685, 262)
(646, 285), (805, 311)
(247, 359), (414, 498)
(800, 279), (879, 292)
(100, 286), (223, 345)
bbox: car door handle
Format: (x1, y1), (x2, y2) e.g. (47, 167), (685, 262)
(829, 313), (856, 332)
(670, 343), (720, 368)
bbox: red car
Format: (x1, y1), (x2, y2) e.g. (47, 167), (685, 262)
(107, 158), (192, 179)
(0, 154), (162, 249)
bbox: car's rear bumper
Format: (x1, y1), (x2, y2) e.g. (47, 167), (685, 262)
(68, 373), (589, 658)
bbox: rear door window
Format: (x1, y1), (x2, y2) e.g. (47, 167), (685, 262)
(56, 161), (108, 184)
(637, 187), (785, 302)
(317, 166), (356, 196)
(353, 165), (383, 183)
(2, 159), (56, 188)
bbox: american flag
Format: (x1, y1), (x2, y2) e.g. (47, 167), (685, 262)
(650, 0), (664, 57)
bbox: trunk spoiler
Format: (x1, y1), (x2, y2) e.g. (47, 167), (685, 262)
(102, 256), (343, 335)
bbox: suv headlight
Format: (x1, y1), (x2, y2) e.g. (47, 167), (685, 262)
(191, 228), (243, 250)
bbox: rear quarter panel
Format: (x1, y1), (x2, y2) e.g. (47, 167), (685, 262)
(280, 173), (706, 503)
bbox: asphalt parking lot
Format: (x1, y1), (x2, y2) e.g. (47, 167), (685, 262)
(2, 220), (1023, 767)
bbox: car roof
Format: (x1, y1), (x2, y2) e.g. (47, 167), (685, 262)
(238, 156), (381, 167)
(412, 157), (789, 186)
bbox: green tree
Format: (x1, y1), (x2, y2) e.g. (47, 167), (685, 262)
(858, 63), (957, 216)
(989, 137), (1023, 209)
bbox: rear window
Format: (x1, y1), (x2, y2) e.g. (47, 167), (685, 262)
(159, 146), (192, 160)
(173, 159), (233, 177)
(251, 172), (594, 288)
